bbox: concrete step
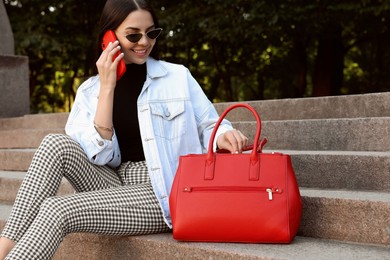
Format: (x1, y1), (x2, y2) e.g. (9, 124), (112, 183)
(0, 113), (68, 130)
(1, 149), (389, 192)
(299, 188), (390, 246)
(0, 171), (74, 202)
(234, 117), (390, 151)
(0, 204), (389, 260)
(283, 150), (390, 192)
(214, 92), (390, 121)
(0, 173), (388, 246)
(53, 234), (390, 260)
(0, 128), (65, 149)
(0, 92), (387, 132)
(0, 149), (35, 171)
(1, 117), (389, 152)
(0, 94), (388, 258)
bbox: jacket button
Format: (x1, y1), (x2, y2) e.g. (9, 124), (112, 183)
(165, 111), (170, 117)
(98, 140), (104, 146)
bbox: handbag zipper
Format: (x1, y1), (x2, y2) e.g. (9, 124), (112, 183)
(183, 186), (282, 201)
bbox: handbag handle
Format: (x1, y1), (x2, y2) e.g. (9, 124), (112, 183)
(216, 138), (267, 154)
(205, 103), (262, 181)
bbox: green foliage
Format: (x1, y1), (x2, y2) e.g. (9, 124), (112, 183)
(5, 0), (105, 112)
(155, 0), (390, 101)
(4, 0), (390, 112)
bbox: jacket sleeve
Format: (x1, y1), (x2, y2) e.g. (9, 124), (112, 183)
(185, 69), (232, 152)
(65, 77), (121, 168)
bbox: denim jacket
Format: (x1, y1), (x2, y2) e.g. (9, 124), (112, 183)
(65, 57), (232, 227)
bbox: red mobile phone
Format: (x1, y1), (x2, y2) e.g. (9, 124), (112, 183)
(101, 30), (126, 80)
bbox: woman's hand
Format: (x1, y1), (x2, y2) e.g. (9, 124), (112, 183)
(95, 41), (124, 90)
(216, 129), (248, 154)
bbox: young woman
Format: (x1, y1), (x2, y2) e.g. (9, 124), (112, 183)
(0, 0), (247, 258)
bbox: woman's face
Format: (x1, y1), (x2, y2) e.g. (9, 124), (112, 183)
(115, 9), (157, 64)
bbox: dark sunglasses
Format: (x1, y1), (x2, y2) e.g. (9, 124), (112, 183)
(125, 28), (163, 43)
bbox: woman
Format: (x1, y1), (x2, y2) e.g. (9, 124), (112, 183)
(0, 0), (247, 258)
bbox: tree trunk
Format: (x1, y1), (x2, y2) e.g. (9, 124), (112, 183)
(256, 72), (265, 100)
(313, 24), (344, 97)
(293, 39), (308, 97)
(207, 75), (220, 102)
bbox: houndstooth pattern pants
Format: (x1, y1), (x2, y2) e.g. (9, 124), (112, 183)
(1, 134), (169, 259)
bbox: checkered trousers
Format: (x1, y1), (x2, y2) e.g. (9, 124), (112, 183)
(1, 134), (169, 260)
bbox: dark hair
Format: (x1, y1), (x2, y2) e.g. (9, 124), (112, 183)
(96, 0), (160, 61)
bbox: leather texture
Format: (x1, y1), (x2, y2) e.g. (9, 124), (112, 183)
(169, 103), (302, 243)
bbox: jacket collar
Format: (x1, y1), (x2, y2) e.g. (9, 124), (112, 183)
(146, 57), (168, 79)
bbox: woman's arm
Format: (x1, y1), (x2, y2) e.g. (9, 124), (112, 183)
(186, 69), (248, 154)
(65, 41), (124, 167)
(94, 41), (124, 140)
(65, 77), (121, 167)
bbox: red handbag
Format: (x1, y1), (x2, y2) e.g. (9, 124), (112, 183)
(169, 103), (302, 243)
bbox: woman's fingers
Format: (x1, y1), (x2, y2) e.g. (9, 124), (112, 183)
(217, 129), (249, 154)
(96, 41), (123, 86)
(98, 41), (121, 65)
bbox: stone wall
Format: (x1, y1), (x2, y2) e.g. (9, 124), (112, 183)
(0, 1), (14, 55)
(0, 1), (30, 117)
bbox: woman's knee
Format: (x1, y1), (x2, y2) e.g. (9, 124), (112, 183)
(39, 195), (90, 235)
(39, 134), (82, 155)
(38, 196), (69, 228)
(41, 134), (77, 149)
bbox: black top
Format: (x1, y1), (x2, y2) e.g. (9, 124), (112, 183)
(113, 63), (147, 163)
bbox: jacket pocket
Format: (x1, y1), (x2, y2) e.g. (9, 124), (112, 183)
(150, 101), (186, 140)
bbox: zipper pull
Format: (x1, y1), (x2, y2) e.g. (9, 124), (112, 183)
(266, 188), (273, 200)
(184, 187), (192, 192)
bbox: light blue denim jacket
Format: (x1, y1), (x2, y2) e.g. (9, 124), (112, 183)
(65, 57), (232, 227)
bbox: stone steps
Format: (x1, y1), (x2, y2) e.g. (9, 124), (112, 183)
(1, 92), (389, 259)
(0, 129), (65, 148)
(0, 149), (35, 171)
(1, 173), (389, 245)
(0, 204), (389, 260)
(214, 92), (390, 121)
(3, 208), (390, 260)
(2, 118), (389, 151)
(0, 113), (69, 130)
(1, 150), (388, 191)
(234, 118), (390, 151)
(300, 189), (390, 245)
(0, 171), (74, 202)
(285, 150), (390, 192)
(53, 234), (390, 260)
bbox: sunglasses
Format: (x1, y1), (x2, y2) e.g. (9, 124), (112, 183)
(125, 28), (163, 43)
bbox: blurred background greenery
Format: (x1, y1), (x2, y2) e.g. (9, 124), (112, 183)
(4, 0), (390, 113)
